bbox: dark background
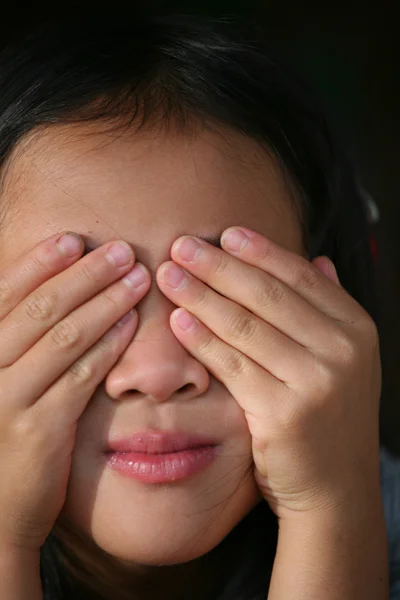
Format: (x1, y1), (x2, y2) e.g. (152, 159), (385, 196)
(1, 2), (399, 452)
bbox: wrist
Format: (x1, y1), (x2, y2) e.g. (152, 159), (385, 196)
(0, 542), (41, 560)
(278, 494), (387, 551)
(278, 476), (384, 526)
(269, 490), (389, 600)
(0, 545), (42, 600)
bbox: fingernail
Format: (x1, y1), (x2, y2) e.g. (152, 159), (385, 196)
(174, 308), (198, 331)
(163, 264), (188, 289)
(176, 237), (202, 262)
(122, 263), (148, 288)
(105, 241), (134, 267)
(116, 309), (136, 327)
(56, 232), (82, 257)
(221, 228), (249, 252)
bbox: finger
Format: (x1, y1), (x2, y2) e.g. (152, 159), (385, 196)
(3, 263), (150, 408)
(169, 307), (287, 443)
(159, 235), (348, 356)
(175, 228), (365, 326)
(0, 238), (138, 366)
(157, 261), (315, 383)
(29, 309), (137, 424)
(0, 232), (85, 321)
(312, 256), (341, 285)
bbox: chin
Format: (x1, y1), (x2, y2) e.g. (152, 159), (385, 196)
(60, 464), (261, 566)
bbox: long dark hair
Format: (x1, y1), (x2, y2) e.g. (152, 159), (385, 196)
(0, 12), (379, 600)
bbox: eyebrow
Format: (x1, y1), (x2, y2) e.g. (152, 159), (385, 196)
(84, 233), (223, 253)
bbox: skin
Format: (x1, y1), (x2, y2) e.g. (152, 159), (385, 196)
(0, 122), (304, 598)
(0, 120), (387, 599)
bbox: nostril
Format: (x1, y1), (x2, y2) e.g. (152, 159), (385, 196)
(177, 383), (194, 394)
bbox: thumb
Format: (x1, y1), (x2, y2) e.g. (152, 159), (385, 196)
(312, 256), (341, 286)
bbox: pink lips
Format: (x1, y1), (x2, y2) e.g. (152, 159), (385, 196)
(104, 430), (220, 484)
(105, 430), (218, 454)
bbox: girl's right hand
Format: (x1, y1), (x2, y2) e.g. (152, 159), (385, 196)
(0, 232), (150, 552)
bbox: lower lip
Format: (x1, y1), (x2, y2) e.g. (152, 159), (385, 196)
(105, 446), (219, 483)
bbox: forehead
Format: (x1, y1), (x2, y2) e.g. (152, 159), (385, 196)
(0, 123), (303, 266)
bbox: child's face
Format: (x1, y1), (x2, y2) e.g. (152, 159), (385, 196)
(0, 122), (304, 567)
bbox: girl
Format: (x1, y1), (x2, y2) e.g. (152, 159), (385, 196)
(0, 12), (389, 600)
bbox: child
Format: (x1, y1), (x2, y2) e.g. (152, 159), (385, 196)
(0, 13), (389, 599)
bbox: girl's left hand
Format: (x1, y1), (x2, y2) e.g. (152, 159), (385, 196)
(156, 227), (382, 520)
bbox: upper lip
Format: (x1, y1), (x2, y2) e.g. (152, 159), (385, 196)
(105, 430), (218, 454)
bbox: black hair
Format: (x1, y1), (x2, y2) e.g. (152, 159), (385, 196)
(0, 12), (379, 600)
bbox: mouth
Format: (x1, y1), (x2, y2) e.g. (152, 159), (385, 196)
(104, 430), (220, 484)
(104, 429), (218, 455)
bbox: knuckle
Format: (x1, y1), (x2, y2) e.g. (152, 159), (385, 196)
(0, 275), (13, 306)
(11, 412), (36, 441)
(30, 253), (50, 275)
(24, 290), (58, 323)
(294, 264), (320, 293)
(359, 314), (380, 344)
(257, 239), (276, 261)
(196, 335), (247, 380)
(78, 260), (103, 286)
(68, 357), (97, 385)
(310, 360), (337, 398)
(333, 329), (359, 363)
(211, 251), (230, 278)
(222, 350), (249, 378)
(189, 283), (208, 310)
(11, 411), (50, 451)
(226, 309), (258, 344)
(196, 333), (216, 357)
(369, 321), (380, 349)
(50, 318), (83, 349)
(253, 278), (284, 308)
(101, 286), (123, 310)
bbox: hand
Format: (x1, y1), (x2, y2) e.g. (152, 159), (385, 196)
(0, 232), (150, 551)
(156, 227), (382, 519)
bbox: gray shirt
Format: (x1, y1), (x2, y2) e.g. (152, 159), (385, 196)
(380, 446), (400, 598)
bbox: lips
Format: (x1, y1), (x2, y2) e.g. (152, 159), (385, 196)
(105, 430), (218, 455)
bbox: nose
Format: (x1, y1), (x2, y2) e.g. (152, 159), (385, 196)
(104, 296), (210, 403)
